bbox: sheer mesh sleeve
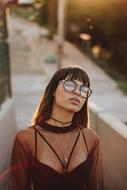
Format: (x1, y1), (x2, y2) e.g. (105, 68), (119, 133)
(88, 136), (103, 190)
(8, 130), (32, 190)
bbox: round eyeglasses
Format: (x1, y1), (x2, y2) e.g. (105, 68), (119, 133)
(59, 80), (92, 98)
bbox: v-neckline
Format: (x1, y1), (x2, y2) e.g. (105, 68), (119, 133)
(34, 156), (89, 175)
(34, 127), (81, 171)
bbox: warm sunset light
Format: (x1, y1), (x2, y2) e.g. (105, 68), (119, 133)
(92, 45), (101, 58)
(1, 1), (127, 190)
(18, 0), (34, 4)
(79, 33), (91, 41)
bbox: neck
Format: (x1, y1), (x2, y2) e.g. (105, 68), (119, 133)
(50, 116), (72, 125)
(48, 105), (74, 127)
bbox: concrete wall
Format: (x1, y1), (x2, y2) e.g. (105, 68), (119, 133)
(0, 98), (17, 190)
(89, 102), (127, 190)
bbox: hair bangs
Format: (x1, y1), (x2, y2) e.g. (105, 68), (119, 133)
(65, 67), (90, 87)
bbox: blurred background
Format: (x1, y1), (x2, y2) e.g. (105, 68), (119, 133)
(12, 0), (127, 88)
(0, 0), (127, 190)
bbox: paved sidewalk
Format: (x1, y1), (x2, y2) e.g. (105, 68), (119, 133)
(9, 16), (127, 131)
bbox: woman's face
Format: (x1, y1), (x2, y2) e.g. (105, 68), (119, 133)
(53, 79), (87, 113)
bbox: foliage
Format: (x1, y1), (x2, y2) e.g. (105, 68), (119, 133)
(11, 0), (127, 82)
(66, 0), (127, 78)
(11, 0), (48, 26)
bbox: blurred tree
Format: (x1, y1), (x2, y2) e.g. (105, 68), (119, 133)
(32, 0), (48, 26)
(66, 0), (127, 76)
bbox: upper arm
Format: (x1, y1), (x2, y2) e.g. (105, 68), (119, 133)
(82, 128), (103, 190)
(9, 129), (33, 190)
(88, 131), (103, 190)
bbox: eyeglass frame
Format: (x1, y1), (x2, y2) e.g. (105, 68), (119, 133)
(59, 79), (92, 98)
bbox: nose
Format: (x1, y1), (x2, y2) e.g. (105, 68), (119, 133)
(73, 86), (80, 96)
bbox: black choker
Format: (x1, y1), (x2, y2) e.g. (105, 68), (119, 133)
(50, 116), (72, 125)
(38, 121), (77, 133)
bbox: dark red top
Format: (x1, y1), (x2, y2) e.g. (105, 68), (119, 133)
(8, 122), (103, 190)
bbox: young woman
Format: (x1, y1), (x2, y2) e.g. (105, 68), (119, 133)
(9, 66), (103, 190)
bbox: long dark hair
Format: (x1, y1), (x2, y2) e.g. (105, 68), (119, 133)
(31, 66), (91, 127)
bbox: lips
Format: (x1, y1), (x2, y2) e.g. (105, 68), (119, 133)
(69, 97), (80, 104)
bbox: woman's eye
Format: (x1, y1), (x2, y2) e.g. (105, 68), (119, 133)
(66, 82), (75, 87)
(82, 87), (87, 93)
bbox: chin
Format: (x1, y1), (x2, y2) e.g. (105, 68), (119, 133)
(66, 106), (81, 113)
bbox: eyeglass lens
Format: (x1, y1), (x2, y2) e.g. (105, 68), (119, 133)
(63, 80), (92, 98)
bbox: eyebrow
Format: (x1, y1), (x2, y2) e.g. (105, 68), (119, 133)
(72, 80), (88, 85)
